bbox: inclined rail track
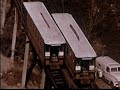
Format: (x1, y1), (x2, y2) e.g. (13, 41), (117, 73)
(14, 0), (26, 28)
(14, 0), (99, 89)
(45, 69), (69, 89)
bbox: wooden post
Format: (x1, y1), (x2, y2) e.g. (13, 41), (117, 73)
(21, 36), (29, 88)
(10, 7), (18, 63)
(2, 0), (7, 28)
(40, 69), (46, 89)
(1, 0), (11, 28)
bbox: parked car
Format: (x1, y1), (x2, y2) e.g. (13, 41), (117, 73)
(95, 56), (120, 89)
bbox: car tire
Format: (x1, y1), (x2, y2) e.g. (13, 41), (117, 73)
(96, 72), (100, 79)
(110, 82), (115, 89)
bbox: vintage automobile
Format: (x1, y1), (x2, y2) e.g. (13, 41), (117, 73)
(96, 56), (120, 89)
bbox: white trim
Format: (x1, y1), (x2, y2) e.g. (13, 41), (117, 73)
(75, 66), (81, 70)
(45, 52), (50, 56)
(82, 57), (92, 60)
(89, 65), (94, 70)
(59, 52), (64, 56)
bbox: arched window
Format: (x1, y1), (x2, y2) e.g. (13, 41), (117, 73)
(70, 24), (79, 40)
(45, 45), (50, 52)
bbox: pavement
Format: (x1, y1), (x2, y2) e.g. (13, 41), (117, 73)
(95, 78), (111, 89)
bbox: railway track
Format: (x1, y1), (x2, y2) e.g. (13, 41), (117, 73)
(14, 0), (27, 28)
(45, 69), (69, 89)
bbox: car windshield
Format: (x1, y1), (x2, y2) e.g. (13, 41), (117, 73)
(111, 68), (117, 72)
(118, 67), (120, 71)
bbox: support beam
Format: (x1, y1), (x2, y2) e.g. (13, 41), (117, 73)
(44, 75), (52, 89)
(40, 69), (46, 89)
(10, 7), (18, 63)
(21, 36), (29, 88)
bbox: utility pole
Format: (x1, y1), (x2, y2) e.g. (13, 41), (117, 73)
(21, 36), (29, 88)
(10, 7), (18, 64)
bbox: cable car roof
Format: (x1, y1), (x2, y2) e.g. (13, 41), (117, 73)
(52, 13), (97, 58)
(23, 2), (65, 45)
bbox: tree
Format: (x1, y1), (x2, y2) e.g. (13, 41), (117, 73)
(1, 0), (11, 34)
(79, 0), (110, 42)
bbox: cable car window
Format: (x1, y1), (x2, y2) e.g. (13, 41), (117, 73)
(50, 46), (59, 58)
(81, 60), (89, 71)
(89, 59), (94, 65)
(60, 45), (64, 51)
(76, 59), (81, 65)
(46, 45), (50, 52)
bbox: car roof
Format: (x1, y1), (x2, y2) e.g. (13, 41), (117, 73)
(96, 56), (120, 67)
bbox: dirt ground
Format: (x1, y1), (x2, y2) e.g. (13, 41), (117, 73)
(1, 53), (42, 89)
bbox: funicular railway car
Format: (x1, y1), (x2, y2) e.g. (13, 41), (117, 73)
(52, 13), (97, 86)
(23, 2), (66, 69)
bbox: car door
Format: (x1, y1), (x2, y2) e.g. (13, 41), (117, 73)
(103, 67), (111, 82)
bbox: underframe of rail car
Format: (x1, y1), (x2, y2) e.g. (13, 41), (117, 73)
(45, 44), (65, 69)
(65, 45), (96, 84)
